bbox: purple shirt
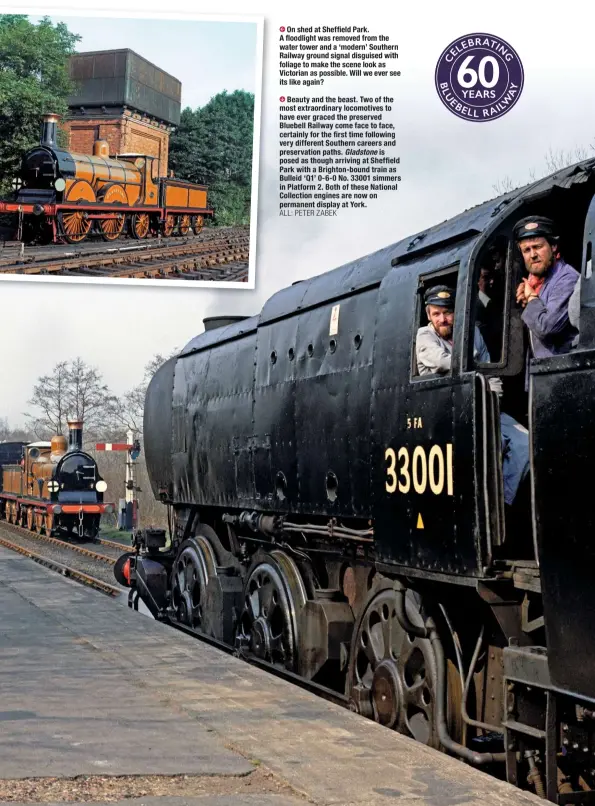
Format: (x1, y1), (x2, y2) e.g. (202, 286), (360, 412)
(521, 259), (580, 359)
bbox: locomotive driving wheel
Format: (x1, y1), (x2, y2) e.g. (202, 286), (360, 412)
(163, 214), (175, 237)
(26, 508), (33, 531)
(58, 211), (91, 243)
(34, 511), (43, 533)
(59, 180), (95, 243)
(44, 512), (54, 536)
(170, 535), (217, 631)
(130, 213), (150, 240)
(97, 184), (127, 241)
(236, 551), (307, 673)
(179, 214), (191, 236)
(348, 581), (444, 749)
(192, 215), (204, 235)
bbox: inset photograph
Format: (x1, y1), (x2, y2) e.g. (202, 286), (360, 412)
(0, 11), (262, 286)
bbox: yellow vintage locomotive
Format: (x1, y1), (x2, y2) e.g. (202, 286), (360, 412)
(0, 420), (115, 538)
(0, 115), (212, 243)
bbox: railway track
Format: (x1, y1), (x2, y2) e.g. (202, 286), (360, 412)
(0, 227), (249, 280)
(0, 520), (123, 596)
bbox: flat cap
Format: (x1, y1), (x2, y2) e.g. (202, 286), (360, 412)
(424, 285), (455, 307)
(514, 216), (558, 242)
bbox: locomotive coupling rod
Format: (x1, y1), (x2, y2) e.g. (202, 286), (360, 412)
(392, 580), (506, 766)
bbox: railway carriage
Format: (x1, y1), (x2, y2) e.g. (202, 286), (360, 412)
(0, 420), (115, 538)
(120, 158), (595, 802)
(0, 115), (212, 244)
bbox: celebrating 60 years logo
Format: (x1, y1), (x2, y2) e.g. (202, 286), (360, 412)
(435, 33), (524, 122)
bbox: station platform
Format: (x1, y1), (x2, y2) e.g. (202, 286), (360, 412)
(0, 545), (540, 806)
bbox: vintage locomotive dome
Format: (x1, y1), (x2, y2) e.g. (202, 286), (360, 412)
(50, 434), (68, 460)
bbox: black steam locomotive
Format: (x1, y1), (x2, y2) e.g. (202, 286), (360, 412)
(117, 157), (595, 801)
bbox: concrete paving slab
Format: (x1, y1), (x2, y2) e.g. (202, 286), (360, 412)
(0, 548), (539, 806)
(7, 799), (306, 806)
(0, 556), (252, 780)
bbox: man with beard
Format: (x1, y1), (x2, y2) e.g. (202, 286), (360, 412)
(514, 216), (579, 358)
(415, 285), (529, 507)
(416, 285), (496, 377)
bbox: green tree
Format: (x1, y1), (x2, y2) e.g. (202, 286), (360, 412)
(0, 15), (80, 193)
(169, 90), (254, 226)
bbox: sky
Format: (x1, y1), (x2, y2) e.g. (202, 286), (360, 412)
(1, 0), (595, 426)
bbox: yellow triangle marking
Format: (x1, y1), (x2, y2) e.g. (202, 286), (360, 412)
(416, 513), (424, 529)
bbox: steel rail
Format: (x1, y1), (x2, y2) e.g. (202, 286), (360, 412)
(0, 534), (121, 596)
(0, 520), (116, 564)
(0, 224), (248, 261)
(0, 235), (250, 275)
(95, 535), (132, 551)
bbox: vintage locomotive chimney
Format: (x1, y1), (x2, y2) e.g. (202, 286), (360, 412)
(67, 419), (83, 452)
(40, 114), (59, 148)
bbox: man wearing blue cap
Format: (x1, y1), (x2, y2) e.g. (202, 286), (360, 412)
(514, 216), (580, 357)
(416, 285), (529, 507)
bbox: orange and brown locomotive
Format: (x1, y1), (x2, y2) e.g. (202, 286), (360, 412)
(0, 420), (115, 539)
(0, 114), (212, 244)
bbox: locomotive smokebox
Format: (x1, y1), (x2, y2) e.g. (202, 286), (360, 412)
(67, 419), (83, 452)
(40, 114), (59, 148)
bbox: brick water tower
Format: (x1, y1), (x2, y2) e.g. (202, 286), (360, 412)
(63, 49), (181, 177)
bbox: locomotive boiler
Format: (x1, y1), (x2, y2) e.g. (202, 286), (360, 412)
(0, 420), (115, 538)
(0, 115), (212, 243)
(118, 157), (595, 801)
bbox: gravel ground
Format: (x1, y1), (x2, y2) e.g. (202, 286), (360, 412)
(0, 523), (121, 588)
(83, 539), (129, 562)
(0, 768), (308, 804)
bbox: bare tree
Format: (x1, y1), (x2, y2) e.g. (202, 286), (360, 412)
(544, 145), (592, 174)
(26, 360), (70, 438)
(494, 141), (595, 197)
(66, 357), (118, 434)
(26, 357), (117, 440)
(106, 351), (176, 438)
(0, 417), (33, 442)
(492, 175), (517, 195)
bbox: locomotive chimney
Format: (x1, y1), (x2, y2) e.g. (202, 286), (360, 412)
(67, 419), (83, 452)
(40, 114), (59, 148)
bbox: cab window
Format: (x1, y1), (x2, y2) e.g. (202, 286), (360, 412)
(471, 236), (509, 366)
(411, 267), (459, 379)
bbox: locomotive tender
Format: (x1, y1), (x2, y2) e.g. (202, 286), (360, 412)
(0, 420), (114, 538)
(0, 115), (212, 243)
(119, 158), (595, 801)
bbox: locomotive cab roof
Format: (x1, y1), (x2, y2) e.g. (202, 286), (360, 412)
(180, 157), (595, 358)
